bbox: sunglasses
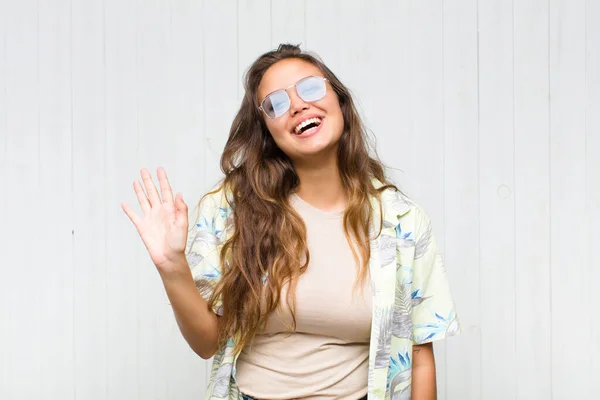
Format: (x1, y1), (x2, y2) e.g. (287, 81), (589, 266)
(258, 76), (328, 119)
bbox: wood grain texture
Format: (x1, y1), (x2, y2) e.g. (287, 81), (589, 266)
(360, 0), (409, 191)
(104, 0), (140, 398)
(38, 0), (75, 397)
(585, 0), (600, 397)
(478, 1), (517, 398)
(202, 0), (237, 190)
(549, 0), (591, 398)
(71, 1), (108, 398)
(4, 1), (41, 399)
(136, 1), (174, 398)
(238, 0), (271, 102)
(304, 0), (340, 71)
(442, 1), (482, 399)
(271, 0), (305, 48)
(514, 1), (553, 399)
(0, 0), (10, 397)
(587, 2), (600, 397)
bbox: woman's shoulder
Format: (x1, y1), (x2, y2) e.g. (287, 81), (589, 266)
(377, 183), (432, 232)
(193, 182), (233, 226)
(199, 183), (230, 208)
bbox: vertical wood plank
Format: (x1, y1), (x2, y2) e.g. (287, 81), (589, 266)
(4, 1), (40, 398)
(136, 1), (173, 398)
(0, 0), (9, 396)
(332, 2), (370, 89)
(165, 0), (209, 396)
(549, 0), (590, 398)
(71, 1), (107, 398)
(270, 0), (305, 48)
(166, 0), (206, 205)
(104, 0), (140, 398)
(305, 1), (371, 91)
(403, 1), (448, 396)
(304, 0), (341, 69)
(404, 0), (445, 211)
(478, 1), (517, 398)
(442, 1), (482, 399)
(305, 0), (377, 165)
(202, 1), (238, 187)
(586, 0), (600, 397)
(238, 0), (271, 103)
(513, 1), (552, 398)
(360, 0), (410, 192)
(38, 0), (75, 397)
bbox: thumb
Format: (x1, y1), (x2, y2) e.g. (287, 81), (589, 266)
(175, 192), (188, 222)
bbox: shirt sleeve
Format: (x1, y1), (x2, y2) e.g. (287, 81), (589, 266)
(185, 191), (228, 316)
(410, 207), (461, 344)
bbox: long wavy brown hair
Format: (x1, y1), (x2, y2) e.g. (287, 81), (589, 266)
(203, 44), (396, 353)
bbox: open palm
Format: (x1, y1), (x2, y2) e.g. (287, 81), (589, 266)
(121, 167), (189, 273)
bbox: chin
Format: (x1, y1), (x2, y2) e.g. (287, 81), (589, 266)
(289, 139), (340, 161)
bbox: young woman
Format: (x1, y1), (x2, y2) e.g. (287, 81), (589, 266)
(122, 44), (460, 400)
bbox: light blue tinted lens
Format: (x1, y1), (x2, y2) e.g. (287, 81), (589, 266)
(297, 77), (326, 102)
(263, 90), (290, 118)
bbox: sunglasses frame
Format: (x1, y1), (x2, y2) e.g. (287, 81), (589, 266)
(258, 76), (329, 119)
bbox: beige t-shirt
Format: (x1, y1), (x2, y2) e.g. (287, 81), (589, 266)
(236, 193), (373, 400)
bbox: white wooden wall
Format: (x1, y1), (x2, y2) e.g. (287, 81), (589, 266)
(1, 1), (598, 399)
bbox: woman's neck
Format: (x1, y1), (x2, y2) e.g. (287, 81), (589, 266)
(294, 159), (347, 213)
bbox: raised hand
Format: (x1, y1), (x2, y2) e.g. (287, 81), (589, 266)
(121, 167), (189, 275)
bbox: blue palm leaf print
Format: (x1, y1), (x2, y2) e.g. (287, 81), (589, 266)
(387, 351), (411, 387)
(414, 309), (458, 342)
(395, 223), (415, 248)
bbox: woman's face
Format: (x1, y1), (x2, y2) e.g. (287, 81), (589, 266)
(257, 58), (344, 163)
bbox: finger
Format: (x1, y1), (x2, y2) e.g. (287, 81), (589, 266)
(121, 201), (142, 228)
(157, 167), (174, 204)
(133, 180), (151, 214)
(141, 168), (162, 207)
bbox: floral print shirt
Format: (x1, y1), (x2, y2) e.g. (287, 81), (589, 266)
(185, 179), (461, 399)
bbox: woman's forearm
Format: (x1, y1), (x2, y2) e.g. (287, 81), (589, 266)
(161, 262), (220, 359)
(411, 343), (437, 399)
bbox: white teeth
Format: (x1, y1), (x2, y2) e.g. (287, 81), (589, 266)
(294, 117), (322, 134)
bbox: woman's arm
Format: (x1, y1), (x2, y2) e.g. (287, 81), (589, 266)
(122, 167), (221, 360)
(161, 257), (220, 360)
(411, 342), (437, 400)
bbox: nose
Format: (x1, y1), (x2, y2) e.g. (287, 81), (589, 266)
(287, 89), (309, 116)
